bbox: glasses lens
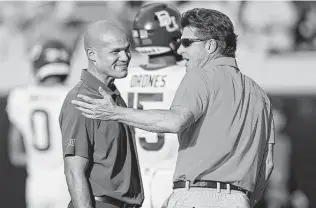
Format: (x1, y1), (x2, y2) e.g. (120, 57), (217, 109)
(180, 39), (192, 47)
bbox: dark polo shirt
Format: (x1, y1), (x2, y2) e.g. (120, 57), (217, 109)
(59, 69), (144, 205)
(171, 57), (275, 192)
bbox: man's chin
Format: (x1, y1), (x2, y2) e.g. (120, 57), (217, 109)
(116, 70), (128, 79)
(121, 72), (128, 78)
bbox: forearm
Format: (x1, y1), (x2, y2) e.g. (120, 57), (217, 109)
(65, 173), (94, 208)
(115, 106), (191, 133)
(250, 144), (274, 207)
(250, 167), (269, 207)
(9, 153), (26, 167)
(8, 125), (26, 167)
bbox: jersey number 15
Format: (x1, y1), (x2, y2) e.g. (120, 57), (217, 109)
(127, 93), (165, 151)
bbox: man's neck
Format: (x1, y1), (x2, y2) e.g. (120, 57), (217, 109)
(200, 53), (225, 68)
(87, 63), (114, 87)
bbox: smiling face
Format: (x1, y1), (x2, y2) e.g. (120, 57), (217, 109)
(177, 27), (209, 69)
(84, 21), (132, 80)
(95, 33), (131, 79)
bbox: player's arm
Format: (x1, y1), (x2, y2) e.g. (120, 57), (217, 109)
(7, 124), (26, 167)
(250, 143), (275, 207)
(64, 155), (93, 208)
(60, 100), (95, 208)
(6, 89), (26, 167)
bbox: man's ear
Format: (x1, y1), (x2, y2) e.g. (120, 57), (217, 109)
(206, 39), (217, 54)
(87, 48), (97, 62)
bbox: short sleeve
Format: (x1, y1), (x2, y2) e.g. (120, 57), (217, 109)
(6, 88), (24, 127)
(171, 71), (210, 121)
(59, 101), (93, 158)
(268, 111), (275, 144)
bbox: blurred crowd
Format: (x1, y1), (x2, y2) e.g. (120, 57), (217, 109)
(0, 1), (315, 91)
(0, 1), (315, 90)
(0, 1), (316, 208)
(0, 1), (315, 63)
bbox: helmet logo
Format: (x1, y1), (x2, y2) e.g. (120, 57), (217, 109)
(155, 10), (179, 32)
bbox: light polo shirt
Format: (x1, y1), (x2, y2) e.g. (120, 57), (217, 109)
(59, 69), (144, 205)
(171, 57), (275, 192)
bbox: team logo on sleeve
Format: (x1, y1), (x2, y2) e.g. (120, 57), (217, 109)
(67, 139), (75, 147)
(155, 10), (179, 32)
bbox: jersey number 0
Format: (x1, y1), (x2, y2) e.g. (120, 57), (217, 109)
(30, 110), (51, 151)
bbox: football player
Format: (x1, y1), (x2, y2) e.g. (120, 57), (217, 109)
(115, 3), (186, 208)
(6, 40), (71, 208)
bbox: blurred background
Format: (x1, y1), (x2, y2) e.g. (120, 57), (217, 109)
(0, 1), (316, 208)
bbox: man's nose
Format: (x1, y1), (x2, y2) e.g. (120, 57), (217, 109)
(177, 44), (184, 55)
(119, 51), (130, 61)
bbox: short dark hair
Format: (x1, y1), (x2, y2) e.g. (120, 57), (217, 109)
(181, 8), (237, 58)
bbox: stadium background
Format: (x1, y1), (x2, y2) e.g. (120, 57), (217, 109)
(0, 1), (316, 207)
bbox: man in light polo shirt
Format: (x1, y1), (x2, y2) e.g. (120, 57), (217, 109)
(59, 20), (144, 208)
(72, 9), (275, 208)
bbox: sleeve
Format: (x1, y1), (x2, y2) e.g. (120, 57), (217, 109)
(59, 99), (93, 158)
(268, 107), (276, 144)
(6, 89), (24, 129)
(170, 71), (210, 121)
(6, 90), (17, 124)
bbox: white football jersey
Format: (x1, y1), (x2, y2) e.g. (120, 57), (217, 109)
(6, 85), (69, 177)
(115, 63), (186, 169)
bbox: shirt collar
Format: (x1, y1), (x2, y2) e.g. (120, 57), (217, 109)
(205, 57), (238, 69)
(80, 69), (120, 96)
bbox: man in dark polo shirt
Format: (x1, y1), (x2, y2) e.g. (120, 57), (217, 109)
(72, 9), (275, 208)
(59, 20), (144, 208)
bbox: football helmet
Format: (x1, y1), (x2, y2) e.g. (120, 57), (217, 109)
(30, 40), (71, 81)
(132, 3), (181, 55)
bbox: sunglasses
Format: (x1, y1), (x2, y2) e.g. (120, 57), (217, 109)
(180, 38), (208, 47)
